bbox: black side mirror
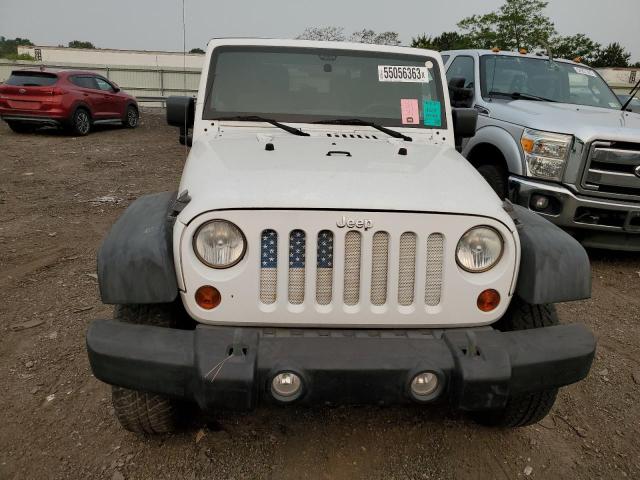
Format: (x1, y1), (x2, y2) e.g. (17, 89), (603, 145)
(448, 76), (474, 108)
(166, 96), (195, 146)
(452, 108), (478, 151)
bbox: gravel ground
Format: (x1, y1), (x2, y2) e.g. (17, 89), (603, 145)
(0, 109), (638, 480)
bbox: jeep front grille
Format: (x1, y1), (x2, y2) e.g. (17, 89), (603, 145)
(425, 233), (444, 306)
(581, 141), (640, 201)
(260, 228), (444, 308)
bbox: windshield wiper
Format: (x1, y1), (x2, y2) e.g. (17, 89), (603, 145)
(215, 115), (310, 136)
(313, 118), (412, 142)
(488, 91), (557, 103)
(621, 77), (640, 111)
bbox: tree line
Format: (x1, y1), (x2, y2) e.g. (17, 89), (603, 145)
(297, 0), (639, 68)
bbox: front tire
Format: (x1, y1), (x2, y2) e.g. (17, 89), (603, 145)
(472, 297), (559, 428)
(477, 163), (508, 199)
(69, 108), (91, 136)
(110, 304), (184, 434)
(123, 105), (139, 128)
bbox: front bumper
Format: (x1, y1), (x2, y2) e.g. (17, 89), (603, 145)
(509, 175), (640, 250)
(86, 320), (595, 412)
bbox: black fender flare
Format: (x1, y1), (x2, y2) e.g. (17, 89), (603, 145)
(512, 204), (591, 305)
(98, 191), (179, 304)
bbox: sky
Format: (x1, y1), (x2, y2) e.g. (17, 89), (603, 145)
(1, 0), (638, 62)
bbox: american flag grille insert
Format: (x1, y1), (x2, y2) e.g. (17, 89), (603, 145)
(257, 226), (445, 310)
(259, 230), (278, 304)
(316, 230), (334, 305)
(288, 230), (306, 305)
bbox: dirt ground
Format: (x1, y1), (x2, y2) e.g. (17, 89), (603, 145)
(0, 109), (638, 480)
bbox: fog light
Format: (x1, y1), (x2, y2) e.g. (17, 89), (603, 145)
(271, 372), (302, 401)
(411, 372), (439, 399)
(195, 285), (221, 310)
(531, 194), (550, 211)
(477, 289), (500, 312)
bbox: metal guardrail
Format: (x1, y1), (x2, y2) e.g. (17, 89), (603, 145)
(0, 59), (200, 104)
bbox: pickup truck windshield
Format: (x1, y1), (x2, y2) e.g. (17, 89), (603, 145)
(204, 46), (446, 129)
(480, 55), (622, 110)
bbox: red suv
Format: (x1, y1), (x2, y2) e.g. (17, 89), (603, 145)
(0, 69), (139, 135)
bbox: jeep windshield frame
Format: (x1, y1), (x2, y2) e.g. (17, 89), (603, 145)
(202, 45), (447, 130)
(479, 54), (622, 110)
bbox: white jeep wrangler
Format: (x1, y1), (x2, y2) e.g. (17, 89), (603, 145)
(87, 39), (595, 434)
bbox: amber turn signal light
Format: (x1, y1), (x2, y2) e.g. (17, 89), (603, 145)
(477, 289), (500, 312)
(195, 285), (221, 310)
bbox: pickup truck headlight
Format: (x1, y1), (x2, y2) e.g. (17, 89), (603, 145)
(521, 129), (572, 181)
(456, 226), (504, 273)
(193, 220), (246, 268)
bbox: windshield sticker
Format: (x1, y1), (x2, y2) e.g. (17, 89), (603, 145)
(378, 65), (429, 83)
(425, 61), (434, 69)
(423, 100), (442, 127)
(574, 66), (597, 78)
(401, 99), (420, 125)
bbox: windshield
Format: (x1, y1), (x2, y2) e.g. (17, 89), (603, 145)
(204, 46), (446, 129)
(480, 55), (622, 110)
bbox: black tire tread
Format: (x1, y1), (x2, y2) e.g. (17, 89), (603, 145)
(477, 163), (508, 199)
(69, 108), (91, 136)
(112, 387), (179, 434)
(123, 105), (139, 128)
(472, 297), (559, 428)
(110, 303), (182, 434)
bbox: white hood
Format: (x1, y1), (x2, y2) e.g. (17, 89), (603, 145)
(177, 133), (512, 226)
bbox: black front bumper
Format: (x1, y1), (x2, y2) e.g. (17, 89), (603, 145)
(86, 320), (595, 412)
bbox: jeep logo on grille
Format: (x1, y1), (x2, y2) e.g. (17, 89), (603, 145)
(635, 165), (640, 179)
(337, 216), (373, 231)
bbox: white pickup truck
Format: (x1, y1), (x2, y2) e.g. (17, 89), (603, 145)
(86, 39), (595, 435)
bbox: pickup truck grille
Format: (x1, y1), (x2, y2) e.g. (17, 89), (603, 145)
(259, 228), (444, 308)
(581, 141), (640, 201)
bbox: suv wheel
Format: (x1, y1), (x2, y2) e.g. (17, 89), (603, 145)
(123, 105), (139, 128)
(477, 163), (508, 199)
(69, 108), (91, 136)
(471, 297), (559, 428)
(110, 304), (184, 434)
(7, 121), (36, 134)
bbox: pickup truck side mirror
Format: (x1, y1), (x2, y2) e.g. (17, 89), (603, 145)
(448, 77), (474, 108)
(166, 96), (195, 146)
(452, 108), (478, 151)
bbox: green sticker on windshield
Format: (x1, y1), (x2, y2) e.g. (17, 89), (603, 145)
(423, 100), (442, 127)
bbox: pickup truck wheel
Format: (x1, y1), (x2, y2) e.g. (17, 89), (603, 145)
(471, 297), (559, 428)
(110, 304), (184, 434)
(7, 121), (36, 134)
(477, 163), (507, 199)
(123, 105), (139, 128)
(69, 108), (91, 136)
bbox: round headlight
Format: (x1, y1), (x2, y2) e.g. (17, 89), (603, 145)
(456, 226), (504, 273)
(193, 220), (246, 268)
